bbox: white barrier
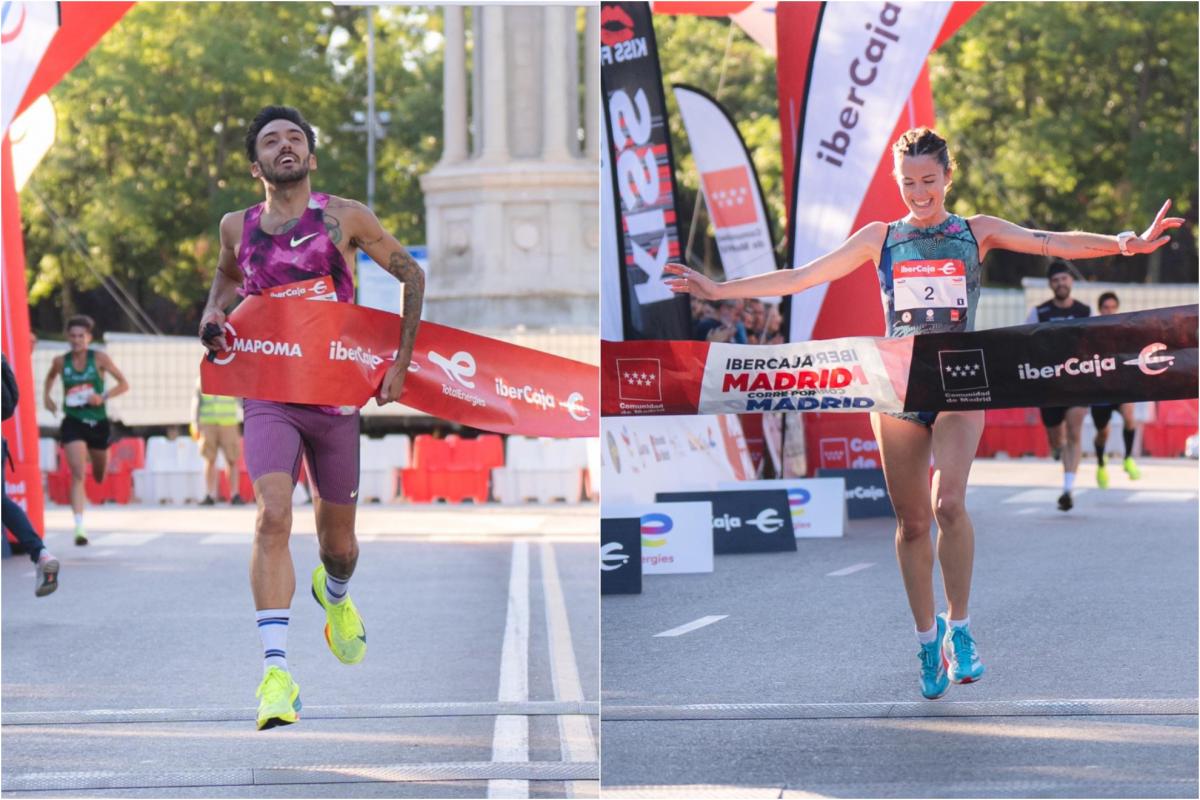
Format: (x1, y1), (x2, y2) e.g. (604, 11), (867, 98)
(132, 436), (206, 504)
(358, 434), (411, 503)
(492, 437), (587, 504)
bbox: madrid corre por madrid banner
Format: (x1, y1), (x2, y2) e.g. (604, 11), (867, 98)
(601, 306), (1198, 416)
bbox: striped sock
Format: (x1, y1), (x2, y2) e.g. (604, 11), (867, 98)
(325, 572), (350, 606)
(256, 608), (289, 673)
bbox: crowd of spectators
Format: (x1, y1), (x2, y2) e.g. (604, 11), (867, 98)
(690, 296), (784, 345)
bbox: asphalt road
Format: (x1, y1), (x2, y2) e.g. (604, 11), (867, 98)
(600, 458), (1199, 798)
(2, 504), (599, 799)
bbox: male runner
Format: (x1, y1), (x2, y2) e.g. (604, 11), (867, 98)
(1090, 291), (1141, 487)
(199, 106), (425, 730)
(43, 315), (131, 544)
(1026, 260), (1091, 511)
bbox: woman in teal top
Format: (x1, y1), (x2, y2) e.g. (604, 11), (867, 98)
(666, 127), (1183, 699)
(43, 315), (130, 545)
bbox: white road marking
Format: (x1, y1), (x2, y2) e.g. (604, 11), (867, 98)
(1015, 507), (1040, 515)
(1125, 491), (1197, 503)
(198, 534), (251, 546)
(540, 543), (597, 799)
(488, 541), (529, 799)
(1002, 488), (1087, 504)
(826, 562), (875, 577)
(85, 533), (161, 547)
(654, 616), (728, 638)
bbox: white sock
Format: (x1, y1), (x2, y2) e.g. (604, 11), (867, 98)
(915, 624), (938, 645)
(256, 608), (290, 673)
(324, 572), (350, 606)
(37, 551), (55, 564)
(1063, 472), (1075, 493)
(949, 616), (970, 629)
(73, 513), (84, 530)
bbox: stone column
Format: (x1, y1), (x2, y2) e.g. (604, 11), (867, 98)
(542, 5), (572, 160)
(478, 4), (509, 161)
(584, 5), (599, 160)
(440, 6), (467, 165)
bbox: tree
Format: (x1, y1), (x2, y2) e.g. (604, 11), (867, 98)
(649, 4), (1197, 284)
(931, 1), (1197, 283)
(21, 3), (444, 336)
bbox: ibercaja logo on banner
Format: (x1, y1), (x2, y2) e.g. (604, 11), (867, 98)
(699, 339), (900, 414)
(655, 489), (796, 555)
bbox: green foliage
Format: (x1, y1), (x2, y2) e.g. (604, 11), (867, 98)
(931, 1), (1198, 237)
(653, 3), (1197, 282)
(22, 3), (443, 333)
(654, 15), (783, 274)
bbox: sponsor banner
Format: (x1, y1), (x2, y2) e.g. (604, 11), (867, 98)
(2, 137), (45, 537)
(701, 338), (910, 414)
(817, 467), (893, 519)
(600, 414), (753, 504)
(720, 478), (845, 538)
(904, 305), (1198, 412)
(777, 3), (977, 345)
(656, 489), (796, 555)
(201, 291), (598, 438)
(603, 306), (1197, 417)
(601, 1), (692, 340)
(600, 101), (625, 340)
(601, 335), (913, 416)
(601, 516), (643, 594)
(807, 415), (883, 471)
(604, 502), (715, 575)
(785, 2), (951, 343)
(672, 85), (777, 287)
(1, 1), (60, 135)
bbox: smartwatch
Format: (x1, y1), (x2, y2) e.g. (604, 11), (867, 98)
(1116, 230), (1137, 256)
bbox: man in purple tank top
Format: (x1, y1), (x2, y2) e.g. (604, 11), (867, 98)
(198, 106), (425, 730)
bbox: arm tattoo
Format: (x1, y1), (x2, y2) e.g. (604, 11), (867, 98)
(323, 213), (343, 245)
(386, 250), (425, 351)
(1035, 232), (1051, 257)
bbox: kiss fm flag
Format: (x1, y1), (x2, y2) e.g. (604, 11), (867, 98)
(200, 291), (598, 439)
(601, 1), (691, 340)
(672, 85), (778, 292)
(602, 306), (1198, 416)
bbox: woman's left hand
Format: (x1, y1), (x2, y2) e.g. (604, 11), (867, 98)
(1128, 199), (1186, 254)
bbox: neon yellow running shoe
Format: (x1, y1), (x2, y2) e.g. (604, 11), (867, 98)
(1123, 457), (1141, 480)
(1096, 464), (1109, 489)
(255, 666), (301, 730)
(310, 565), (366, 664)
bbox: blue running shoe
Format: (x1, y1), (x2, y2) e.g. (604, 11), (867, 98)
(941, 614), (985, 683)
(918, 615), (950, 700)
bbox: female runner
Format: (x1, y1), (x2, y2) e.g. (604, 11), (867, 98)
(665, 127), (1183, 698)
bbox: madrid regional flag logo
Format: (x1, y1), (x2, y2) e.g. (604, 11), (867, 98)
(617, 358), (662, 402)
(701, 165), (757, 229)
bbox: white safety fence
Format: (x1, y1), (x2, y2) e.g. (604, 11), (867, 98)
(492, 437), (598, 504)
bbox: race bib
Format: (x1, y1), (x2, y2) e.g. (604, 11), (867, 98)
(893, 259), (968, 327)
(65, 384), (95, 407)
(266, 277), (338, 302)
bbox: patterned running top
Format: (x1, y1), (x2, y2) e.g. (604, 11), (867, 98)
(237, 192), (354, 303)
(876, 213), (981, 338)
(237, 191), (356, 415)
